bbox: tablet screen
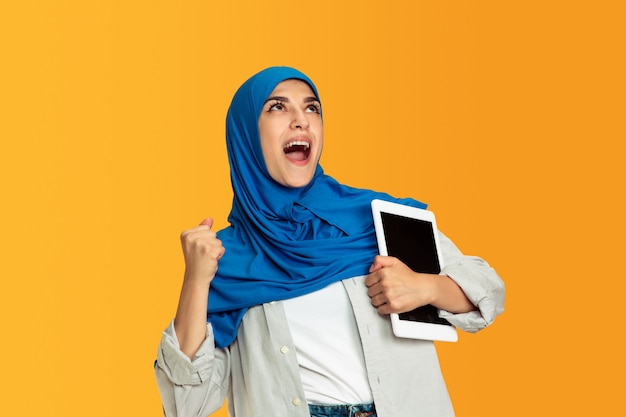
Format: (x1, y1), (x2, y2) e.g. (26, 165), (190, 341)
(380, 212), (452, 326)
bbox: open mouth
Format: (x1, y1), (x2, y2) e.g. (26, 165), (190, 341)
(283, 140), (311, 162)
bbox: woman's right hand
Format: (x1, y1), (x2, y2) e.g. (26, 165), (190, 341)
(180, 217), (225, 287)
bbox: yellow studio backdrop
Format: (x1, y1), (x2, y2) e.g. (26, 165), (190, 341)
(1, 1), (624, 416)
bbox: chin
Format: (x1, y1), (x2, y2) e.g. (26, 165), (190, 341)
(281, 172), (315, 188)
(284, 178), (313, 188)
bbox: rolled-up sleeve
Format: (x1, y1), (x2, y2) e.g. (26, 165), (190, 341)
(437, 232), (505, 333)
(155, 320), (230, 417)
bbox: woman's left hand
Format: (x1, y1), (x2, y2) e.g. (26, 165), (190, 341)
(365, 255), (437, 315)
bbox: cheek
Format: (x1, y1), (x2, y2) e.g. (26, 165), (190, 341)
(314, 123), (324, 148)
(259, 117), (287, 145)
(258, 133), (276, 176)
(258, 121), (278, 153)
(259, 140), (277, 175)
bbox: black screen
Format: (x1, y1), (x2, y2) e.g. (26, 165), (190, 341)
(380, 212), (451, 326)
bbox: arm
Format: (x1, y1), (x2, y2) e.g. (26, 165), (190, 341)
(436, 231), (505, 332)
(175, 218), (225, 358)
(365, 231), (504, 332)
(154, 218), (230, 417)
(155, 321), (230, 417)
(366, 256), (475, 315)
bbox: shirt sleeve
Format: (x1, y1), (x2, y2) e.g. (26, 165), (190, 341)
(154, 320), (230, 417)
(437, 232), (505, 333)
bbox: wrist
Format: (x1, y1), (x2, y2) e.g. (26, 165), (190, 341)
(413, 272), (439, 306)
(183, 269), (214, 288)
(429, 274), (475, 313)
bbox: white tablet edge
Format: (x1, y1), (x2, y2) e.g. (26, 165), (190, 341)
(371, 199), (458, 343)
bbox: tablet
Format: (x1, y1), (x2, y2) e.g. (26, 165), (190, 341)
(371, 199), (458, 342)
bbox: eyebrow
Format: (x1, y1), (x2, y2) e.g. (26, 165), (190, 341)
(264, 96), (320, 104)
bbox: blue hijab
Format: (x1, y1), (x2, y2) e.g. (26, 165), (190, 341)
(208, 66), (426, 347)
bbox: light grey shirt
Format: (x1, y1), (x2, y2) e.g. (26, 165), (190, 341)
(155, 232), (505, 417)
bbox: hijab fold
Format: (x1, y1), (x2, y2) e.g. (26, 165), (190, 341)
(209, 67), (426, 348)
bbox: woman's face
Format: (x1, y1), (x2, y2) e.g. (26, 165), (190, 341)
(258, 79), (323, 188)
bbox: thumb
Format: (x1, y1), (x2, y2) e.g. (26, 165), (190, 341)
(199, 217), (214, 228)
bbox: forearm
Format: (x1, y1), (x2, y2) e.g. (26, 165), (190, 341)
(429, 273), (476, 314)
(174, 217), (224, 359)
(437, 231), (505, 331)
(174, 273), (211, 359)
(156, 320), (230, 417)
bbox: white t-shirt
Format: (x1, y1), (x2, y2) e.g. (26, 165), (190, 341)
(282, 280), (374, 404)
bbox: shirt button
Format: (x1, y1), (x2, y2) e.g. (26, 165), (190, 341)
(292, 397), (301, 406)
(280, 346), (289, 354)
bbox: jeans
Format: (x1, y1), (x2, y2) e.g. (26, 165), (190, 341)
(308, 402), (377, 417)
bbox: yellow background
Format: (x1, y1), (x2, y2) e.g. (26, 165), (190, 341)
(1, 1), (624, 415)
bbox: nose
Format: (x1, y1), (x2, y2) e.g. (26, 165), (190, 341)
(290, 109), (310, 130)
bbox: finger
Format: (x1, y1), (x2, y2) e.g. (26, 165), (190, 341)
(181, 227), (216, 244)
(209, 244), (226, 260)
(369, 255), (396, 273)
(199, 217), (213, 228)
(366, 283), (379, 298)
(369, 257), (383, 273)
(377, 304), (391, 315)
(372, 295), (394, 315)
(180, 219), (215, 240)
(364, 272), (380, 287)
(370, 293), (385, 308)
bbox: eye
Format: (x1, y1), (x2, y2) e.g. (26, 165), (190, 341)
(267, 101), (286, 111)
(305, 102), (321, 114)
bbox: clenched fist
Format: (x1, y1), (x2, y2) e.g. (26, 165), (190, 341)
(180, 218), (225, 287)
(365, 255), (437, 315)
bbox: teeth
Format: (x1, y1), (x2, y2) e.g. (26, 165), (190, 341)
(284, 141), (310, 149)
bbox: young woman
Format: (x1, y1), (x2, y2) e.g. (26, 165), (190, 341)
(155, 66), (505, 417)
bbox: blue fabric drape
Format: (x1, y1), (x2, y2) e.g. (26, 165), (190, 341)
(208, 67), (426, 347)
